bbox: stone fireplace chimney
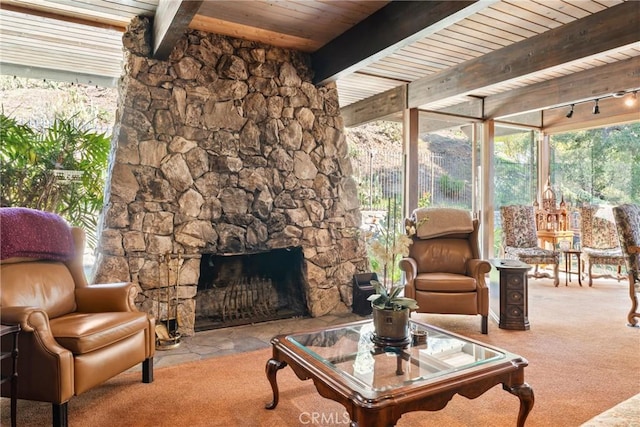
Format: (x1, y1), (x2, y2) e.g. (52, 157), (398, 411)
(92, 17), (367, 336)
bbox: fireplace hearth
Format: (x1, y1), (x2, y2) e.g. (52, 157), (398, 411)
(195, 247), (309, 331)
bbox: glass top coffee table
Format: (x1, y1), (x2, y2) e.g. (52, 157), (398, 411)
(266, 319), (534, 426)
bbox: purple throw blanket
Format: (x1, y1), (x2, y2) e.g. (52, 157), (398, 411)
(0, 207), (75, 261)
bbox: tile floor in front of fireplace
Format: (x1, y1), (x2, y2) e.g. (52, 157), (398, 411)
(139, 312), (368, 371)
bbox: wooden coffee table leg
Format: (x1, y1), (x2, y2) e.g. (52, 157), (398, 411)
(504, 382), (535, 427)
(265, 358), (287, 409)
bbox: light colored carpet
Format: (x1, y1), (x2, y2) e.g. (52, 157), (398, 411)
(1, 278), (639, 426)
(581, 393), (640, 426)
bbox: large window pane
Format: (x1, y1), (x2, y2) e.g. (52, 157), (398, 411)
(550, 123), (640, 205)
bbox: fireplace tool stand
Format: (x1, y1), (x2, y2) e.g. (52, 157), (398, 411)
(155, 252), (182, 350)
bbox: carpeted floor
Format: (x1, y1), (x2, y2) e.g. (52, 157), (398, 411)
(581, 392), (640, 426)
(2, 278), (639, 426)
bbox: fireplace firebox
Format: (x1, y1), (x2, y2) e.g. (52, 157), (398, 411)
(195, 247), (309, 331)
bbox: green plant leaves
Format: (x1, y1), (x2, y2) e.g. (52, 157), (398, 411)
(367, 280), (418, 311)
(0, 113), (110, 249)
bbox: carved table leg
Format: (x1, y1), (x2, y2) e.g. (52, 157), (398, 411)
(265, 358), (288, 409)
(505, 383), (535, 427)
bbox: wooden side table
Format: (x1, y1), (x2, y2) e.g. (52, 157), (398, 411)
(1, 324), (20, 427)
(491, 260), (532, 331)
(562, 249), (582, 286)
(536, 230), (574, 251)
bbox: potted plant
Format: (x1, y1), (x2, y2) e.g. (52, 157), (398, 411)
(367, 280), (418, 344)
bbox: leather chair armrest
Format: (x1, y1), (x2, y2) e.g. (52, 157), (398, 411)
(399, 257), (418, 299)
(1, 306), (70, 352)
(75, 282), (139, 313)
(398, 257), (417, 280)
(1, 306), (35, 327)
(467, 259), (492, 288)
(1, 306), (49, 332)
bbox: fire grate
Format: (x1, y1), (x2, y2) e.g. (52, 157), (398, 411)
(195, 247), (309, 330)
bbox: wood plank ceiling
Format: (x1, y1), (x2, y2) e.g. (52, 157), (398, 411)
(0, 0), (638, 134)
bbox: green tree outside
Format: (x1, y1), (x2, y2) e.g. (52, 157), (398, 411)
(551, 123), (640, 205)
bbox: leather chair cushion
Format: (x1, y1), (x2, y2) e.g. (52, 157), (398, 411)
(50, 312), (150, 354)
(0, 261), (77, 318)
(414, 272), (477, 292)
(410, 239), (471, 275)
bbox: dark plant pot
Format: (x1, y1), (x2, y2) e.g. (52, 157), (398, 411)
(372, 307), (410, 344)
(352, 273), (378, 316)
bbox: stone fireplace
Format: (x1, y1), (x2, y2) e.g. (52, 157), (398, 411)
(92, 17), (367, 336)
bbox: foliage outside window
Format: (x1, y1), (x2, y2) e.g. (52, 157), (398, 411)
(0, 114), (110, 249)
(550, 124), (640, 205)
(362, 198), (413, 287)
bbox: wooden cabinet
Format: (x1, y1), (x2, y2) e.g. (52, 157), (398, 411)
(1, 324), (19, 427)
(490, 260), (531, 331)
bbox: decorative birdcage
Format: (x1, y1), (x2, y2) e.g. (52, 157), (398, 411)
(536, 177), (568, 232)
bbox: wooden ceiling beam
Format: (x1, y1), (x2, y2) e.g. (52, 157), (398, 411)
(189, 15), (320, 52)
(412, 57), (639, 133)
(486, 56), (640, 119)
(408, 1), (640, 108)
(152, 0), (203, 60)
(311, 1), (492, 85)
(341, 85), (406, 127)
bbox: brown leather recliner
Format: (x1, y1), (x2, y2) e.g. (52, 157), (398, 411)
(399, 208), (491, 334)
(0, 208), (155, 427)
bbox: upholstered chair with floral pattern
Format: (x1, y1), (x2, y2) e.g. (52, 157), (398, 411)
(612, 203), (640, 327)
(500, 205), (560, 286)
(578, 205), (626, 286)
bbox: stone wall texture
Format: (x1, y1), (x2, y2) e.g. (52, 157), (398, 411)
(93, 17), (367, 335)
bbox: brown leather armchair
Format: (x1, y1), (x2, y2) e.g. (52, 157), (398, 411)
(399, 208), (491, 334)
(0, 208), (155, 427)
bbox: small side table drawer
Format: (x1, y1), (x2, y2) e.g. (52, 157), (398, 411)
(506, 274), (525, 288)
(506, 304), (525, 318)
(506, 290), (525, 304)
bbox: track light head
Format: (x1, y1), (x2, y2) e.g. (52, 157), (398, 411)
(593, 99), (600, 115)
(566, 104), (574, 118)
(625, 91), (638, 107)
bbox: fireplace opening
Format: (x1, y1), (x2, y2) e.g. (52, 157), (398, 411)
(195, 247), (309, 331)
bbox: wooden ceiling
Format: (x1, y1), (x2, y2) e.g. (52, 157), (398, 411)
(0, 0), (638, 133)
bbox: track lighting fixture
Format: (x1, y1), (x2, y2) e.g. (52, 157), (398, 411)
(566, 104), (574, 118)
(560, 90), (637, 118)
